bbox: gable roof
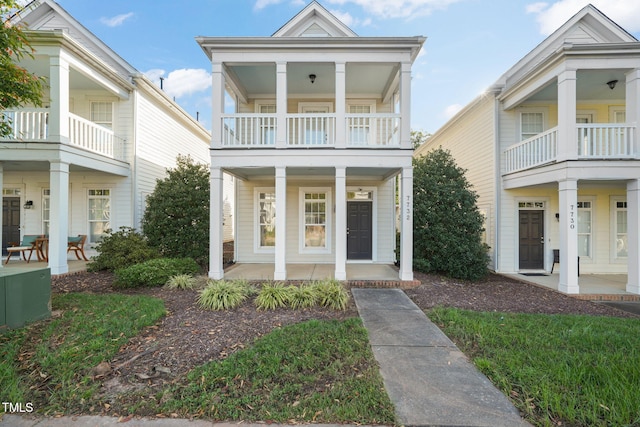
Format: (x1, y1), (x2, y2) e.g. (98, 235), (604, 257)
(499, 4), (638, 88)
(272, 1), (358, 37)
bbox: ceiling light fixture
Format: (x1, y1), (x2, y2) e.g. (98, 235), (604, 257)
(607, 79), (618, 90)
(309, 74), (316, 84)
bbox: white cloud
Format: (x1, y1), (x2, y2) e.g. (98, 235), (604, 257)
(99, 12), (134, 28)
(329, 9), (371, 28)
(443, 103), (462, 119)
(144, 68), (211, 99)
(254, 0), (285, 11)
(526, 0), (640, 35)
(326, 0), (463, 20)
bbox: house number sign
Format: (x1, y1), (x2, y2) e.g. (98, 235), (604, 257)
(569, 204), (575, 229)
(405, 195), (411, 220)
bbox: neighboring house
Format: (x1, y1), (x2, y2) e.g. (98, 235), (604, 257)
(415, 4), (640, 295)
(0, 0), (214, 275)
(198, 1), (424, 281)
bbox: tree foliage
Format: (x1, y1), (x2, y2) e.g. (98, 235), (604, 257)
(413, 147), (489, 280)
(411, 129), (430, 149)
(1, 1), (45, 137)
(142, 156), (210, 267)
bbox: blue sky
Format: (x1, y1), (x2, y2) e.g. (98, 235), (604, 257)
(53, 0), (640, 134)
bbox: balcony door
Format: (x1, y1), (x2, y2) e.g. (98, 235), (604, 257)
(300, 103), (331, 145)
(519, 210), (544, 270)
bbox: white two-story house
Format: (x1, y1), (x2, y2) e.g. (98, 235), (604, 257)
(416, 4), (640, 295)
(1, 0), (212, 274)
(199, 1), (424, 281)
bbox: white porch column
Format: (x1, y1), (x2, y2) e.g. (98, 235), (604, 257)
(335, 62), (346, 148)
(0, 162), (3, 269)
(49, 161), (69, 275)
(209, 166), (224, 280)
(211, 61), (224, 149)
(558, 179), (579, 293)
(334, 167), (347, 280)
(49, 55), (70, 143)
(400, 167), (413, 281)
(400, 62), (412, 149)
(276, 62), (287, 148)
(274, 167), (287, 280)
(627, 179), (640, 294)
(556, 69), (577, 162)
(626, 69), (640, 153)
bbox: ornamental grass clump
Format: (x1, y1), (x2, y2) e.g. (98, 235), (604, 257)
(166, 274), (197, 290)
(313, 279), (350, 310)
(288, 283), (318, 309)
(255, 282), (290, 310)
(198, 279), (253, 311)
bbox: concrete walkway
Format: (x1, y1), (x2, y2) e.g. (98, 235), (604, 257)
(352, 288), (531, 427)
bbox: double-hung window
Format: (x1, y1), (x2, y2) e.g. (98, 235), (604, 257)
(88, 189), (111, 243)
(91, 102), (113, 129)
(256, 189), (276, 249)
(577, 201), (592, 258)
(300, 189), (331, 252)
(613, 200), (627, 259)
(520, 111), (544, 141)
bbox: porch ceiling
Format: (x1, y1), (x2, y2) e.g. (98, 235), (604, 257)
(526, 69), (627, 102)
(226, 62), (397, 98)
(226, 166), (399, 180)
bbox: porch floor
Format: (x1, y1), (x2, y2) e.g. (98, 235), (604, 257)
(1, 258), (90, 275)
(506, 273), (639, 300)
(224, 263), (402, 282)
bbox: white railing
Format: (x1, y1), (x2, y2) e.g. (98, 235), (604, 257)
(2, 109), (125, 160)
(346, 114), (400, 147)
(1, 108), (48, 140)
(287, 114), (335, 146)
(577, 124), (637, 158)
(504, 127), (558, 173)
(221, 114), (277, 147)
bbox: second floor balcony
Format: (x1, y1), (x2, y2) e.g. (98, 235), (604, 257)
(2, 109), (126, 161)
(219, 113), (401, 148)
(504, 123), (638, 174)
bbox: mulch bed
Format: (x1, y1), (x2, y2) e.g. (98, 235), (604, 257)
(50, 270), (637, 398)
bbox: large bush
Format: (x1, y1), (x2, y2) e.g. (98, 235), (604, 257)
(142, 155), (210, 267)
(87, 227), (159, 272)
(413, 148), (489, 280)
(113, 258), (200, 289)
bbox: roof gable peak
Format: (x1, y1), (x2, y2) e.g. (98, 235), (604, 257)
(272, 1), (358, 38)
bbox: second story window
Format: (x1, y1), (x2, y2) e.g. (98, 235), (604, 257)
(520, 112), (543, 141)
(91, 102), (113, 130)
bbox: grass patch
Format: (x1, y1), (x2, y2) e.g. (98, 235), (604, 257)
(428, 307), (640, 427)
(162, 318), (395, 424)
(0, 293), (165, 415)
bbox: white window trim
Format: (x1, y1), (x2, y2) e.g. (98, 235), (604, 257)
(87, 188), (111, 244)
(577, 197), (595, 262)
(298, 102), (333, 113)
(518, 108), (547, 141)
(576, 110), (598, 123)
(299, 187), (332, 254)
(347, 100), (376, 113)
(609, 106), (626, 123)
(254, 187), (276, 254)
(610, 196), (627, 263)
(42, 188), (51, 236)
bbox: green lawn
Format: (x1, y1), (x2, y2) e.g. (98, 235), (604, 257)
(428, 307), (640, 427)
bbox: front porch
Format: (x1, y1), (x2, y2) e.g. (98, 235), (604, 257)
(509, 273), (640, 301)
(224, 263), (419, 286)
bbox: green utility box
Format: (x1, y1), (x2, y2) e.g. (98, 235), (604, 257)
(0, 268), (51, 330)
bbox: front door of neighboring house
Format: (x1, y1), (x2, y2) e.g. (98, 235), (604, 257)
(2, 197), (21, 255)
(347, 201), (372, 260)
(519, 210), (544, 270)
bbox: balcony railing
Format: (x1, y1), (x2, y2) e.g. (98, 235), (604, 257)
(577, 124), (636, 158)
(504, 124), (639, 174)
(2, 109), (125, 160)
(504, 127), (558, 173)
(220, 113), (401, 148)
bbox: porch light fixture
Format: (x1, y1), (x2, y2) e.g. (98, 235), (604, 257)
(607, 79), (618, 90)
(309, 74), (316, 84)
(24, 200), (33, 209)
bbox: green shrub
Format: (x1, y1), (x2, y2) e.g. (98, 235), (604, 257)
(198, 279), (253, 310)
(413, 148), (489, 280)
(255, 282), (291, 310)
(114, 258), (199, 289)
(166, 274), (197, 290)
(313, 279), (350, 310)
(88, 227), (159, 272)
(288, 283), (318, 309)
